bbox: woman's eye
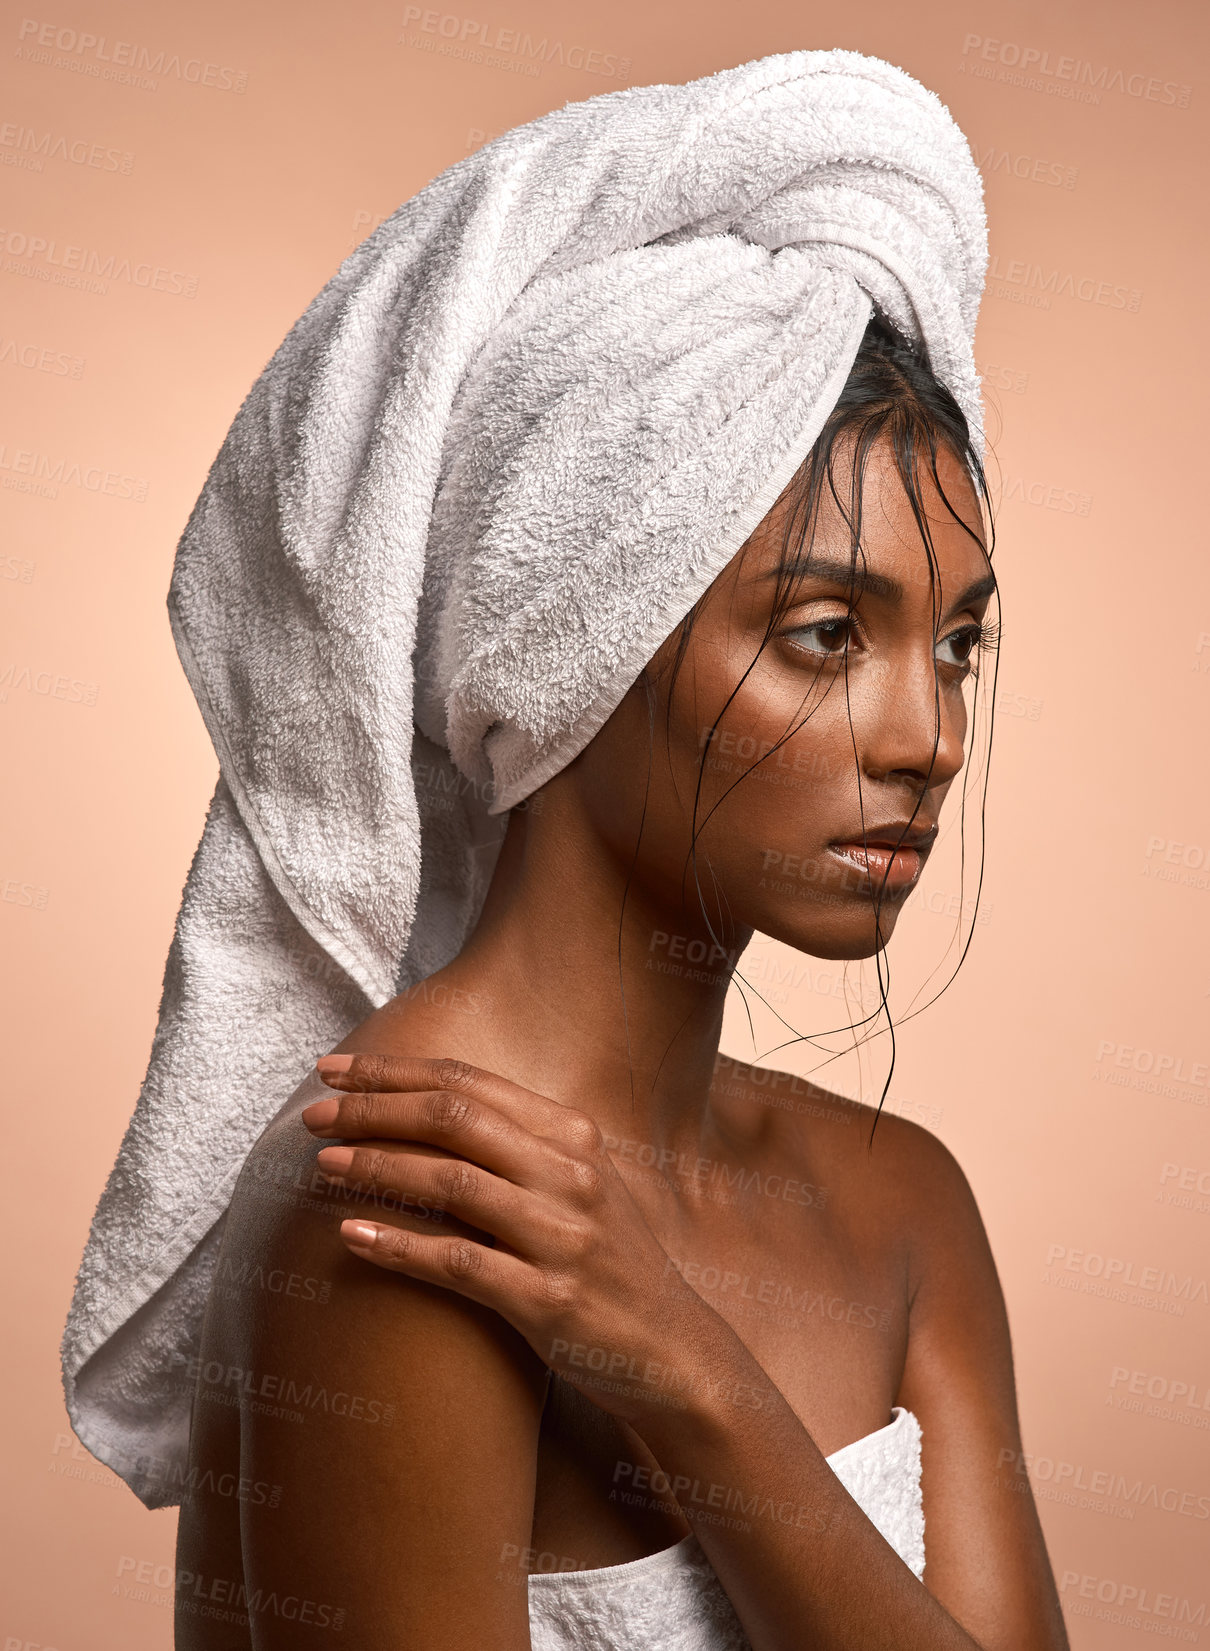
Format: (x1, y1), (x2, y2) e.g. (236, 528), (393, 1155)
(785, 617), (853, 657)
(936, 625), (980, 670)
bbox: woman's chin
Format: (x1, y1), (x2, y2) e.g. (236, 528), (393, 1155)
(764, 900), (904, 961)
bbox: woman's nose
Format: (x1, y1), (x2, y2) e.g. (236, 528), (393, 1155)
(857, 650), (968, 790)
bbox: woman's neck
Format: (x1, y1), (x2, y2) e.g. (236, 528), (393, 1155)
(374, 785), (753, 1164)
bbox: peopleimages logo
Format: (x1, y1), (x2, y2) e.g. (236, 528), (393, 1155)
(398, 8), (631, 81)
(14, 18), (249, 92)
(960, 33), (1192, 109)
(997, 1443), (1210, 1521)
(0, 226), (198, 298)
(1094, 1039), (1210, 1098)
(973, 144), (1078, 190)
(1043, 1241), (1209, 1315)
(0, 331), (85, 378)
(0, 441), (148, 501)
(986, 254), (1140, 315)
(1110, 1365), (1210, 1418)
(0, 120), (134, 173)
(1060, 1570), (1207, 1632)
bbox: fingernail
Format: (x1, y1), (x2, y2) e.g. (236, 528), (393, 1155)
(317, 1146), (354, 1175)
(342, 1220), (378, 1247)
(316, 1053), (354, 1075)
(302, 1098), (340, 1130)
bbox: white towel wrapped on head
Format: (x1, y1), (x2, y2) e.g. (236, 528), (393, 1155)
(61, 46), (987, 1507)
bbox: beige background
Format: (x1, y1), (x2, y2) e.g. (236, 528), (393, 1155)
(2, 1), (1208, 1644)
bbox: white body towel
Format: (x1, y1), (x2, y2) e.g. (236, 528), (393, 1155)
(528, 1406), (925, 1649)
(61, 47), (986, 1505)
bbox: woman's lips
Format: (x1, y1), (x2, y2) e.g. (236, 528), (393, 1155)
(827, 842), (925, 893)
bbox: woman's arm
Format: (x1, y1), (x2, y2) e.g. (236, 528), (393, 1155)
(895, 1124), (1070, 1647)
(628, 1123), (1071, 1651)
(174, 1107), (550, 1650)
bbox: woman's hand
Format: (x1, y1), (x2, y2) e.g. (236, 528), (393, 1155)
(300, 1051), (758, 1431)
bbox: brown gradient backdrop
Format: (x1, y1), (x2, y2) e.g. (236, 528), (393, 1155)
(2, 1), (1207, 1645)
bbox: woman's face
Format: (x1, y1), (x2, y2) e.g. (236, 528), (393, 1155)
(570, 431), (995, 962)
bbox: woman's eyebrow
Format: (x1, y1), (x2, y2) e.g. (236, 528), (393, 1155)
(761, 554), (996, 615)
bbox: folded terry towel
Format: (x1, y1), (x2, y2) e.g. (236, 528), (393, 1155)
(62, 46), (987, 1507)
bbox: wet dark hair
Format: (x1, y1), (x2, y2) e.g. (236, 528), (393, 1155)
(626, 307), (1000, 1146)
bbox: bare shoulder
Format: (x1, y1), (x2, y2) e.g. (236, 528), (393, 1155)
(176, 1070), (550, 1650)
(806, 1085), (1001, 1323)
(712, 1049), (978, 1240)
(713, 1050), (1004, 1336)
(718, 1051), (1007, 1358)
(821, 1090), (989, 1276)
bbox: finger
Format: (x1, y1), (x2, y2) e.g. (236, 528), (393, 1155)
(318, 1145), (541, 1253)
(302, 1086), (565, 1190)
(312, 1052), (584, 1142)
(338, 1217), (532, 1314)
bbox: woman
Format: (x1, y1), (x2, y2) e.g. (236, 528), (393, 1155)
(62, 46), (1069, 1651)
(173, 302), (1068, 1646)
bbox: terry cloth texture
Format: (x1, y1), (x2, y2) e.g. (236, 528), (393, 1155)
(528, 1406), (926, 1648)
